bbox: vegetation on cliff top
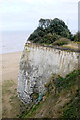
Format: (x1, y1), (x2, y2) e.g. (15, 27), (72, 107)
(28, 18), (80, 45)
(20, 69), (80, 118)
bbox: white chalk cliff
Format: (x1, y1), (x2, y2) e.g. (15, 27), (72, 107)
(17, 43), (79, 103)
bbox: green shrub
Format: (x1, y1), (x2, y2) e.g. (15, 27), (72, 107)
(54, 70), (80, 92)
(28, 18), (72, 44)
(62, 90), (80, 118)
(53, 38), (70, 46)
(41, 33), (61, 44)
(72, 32), (80, 42)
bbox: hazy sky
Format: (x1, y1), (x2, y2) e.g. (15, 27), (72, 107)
(0, 0), (78, 34)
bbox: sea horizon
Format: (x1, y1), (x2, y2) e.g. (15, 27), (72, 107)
(0, 30), (31, 54)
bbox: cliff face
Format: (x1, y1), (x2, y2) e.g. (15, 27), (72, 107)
(17, 43), (79, 103)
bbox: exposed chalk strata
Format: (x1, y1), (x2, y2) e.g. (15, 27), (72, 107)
(17, 43), (80, 103)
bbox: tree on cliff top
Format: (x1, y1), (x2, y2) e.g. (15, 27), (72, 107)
(28, 18), (72, 44)
(72, 32), (80, 42)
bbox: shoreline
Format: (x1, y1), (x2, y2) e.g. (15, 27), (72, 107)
(0, 50), (23, 55)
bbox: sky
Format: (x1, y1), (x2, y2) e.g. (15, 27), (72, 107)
(0, 0), (79, 34)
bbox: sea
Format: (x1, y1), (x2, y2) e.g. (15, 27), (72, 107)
(0, 31), (31, 54)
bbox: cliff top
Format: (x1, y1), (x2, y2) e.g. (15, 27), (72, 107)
(28, 18), (80, 44)
(25, 42), (80, 53)
(26, 18), (80, 52)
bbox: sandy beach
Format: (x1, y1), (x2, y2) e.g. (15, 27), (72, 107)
(0, 52), (24, 118)
(1, 52), (22, 82)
